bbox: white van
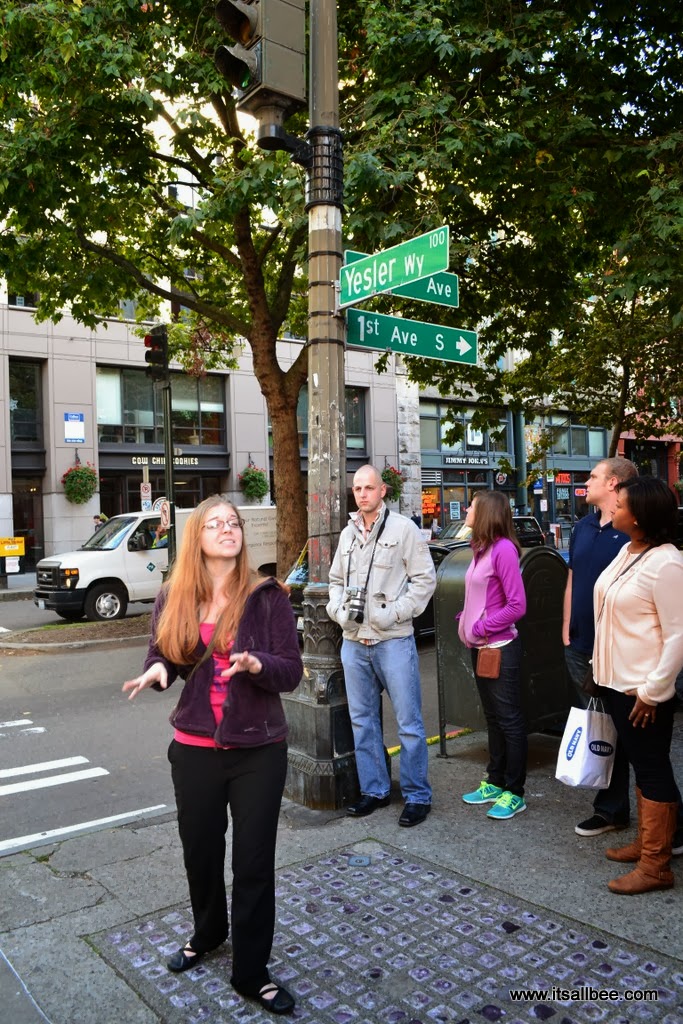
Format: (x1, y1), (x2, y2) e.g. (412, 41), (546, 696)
(33, 506), (276, 622)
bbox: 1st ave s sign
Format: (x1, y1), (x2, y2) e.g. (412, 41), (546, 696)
(347, 309), (478, 365)
(339, 227), (449, 308)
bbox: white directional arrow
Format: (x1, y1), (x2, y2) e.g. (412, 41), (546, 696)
(457, 336), (473, 355)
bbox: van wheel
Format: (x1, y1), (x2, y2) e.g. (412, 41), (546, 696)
(84, 584), (128, 621)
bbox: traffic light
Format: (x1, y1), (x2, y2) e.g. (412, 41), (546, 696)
(144, 325), (169, 383)
(214, 0), (306, 121)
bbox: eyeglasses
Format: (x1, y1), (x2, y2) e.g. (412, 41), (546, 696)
(202, 518), (244, 532)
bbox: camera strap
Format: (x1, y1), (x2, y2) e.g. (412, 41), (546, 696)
(346, 507), (391, 593)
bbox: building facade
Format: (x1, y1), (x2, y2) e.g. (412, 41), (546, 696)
(3, 293), (681, 570)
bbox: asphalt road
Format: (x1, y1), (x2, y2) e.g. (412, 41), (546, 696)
(0, 595), (152, 633)
(0, 639), (175, 856)
(0, 610), (443, 856)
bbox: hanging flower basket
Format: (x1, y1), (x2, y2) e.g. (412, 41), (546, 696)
(238, 465), (269, 502)
(381, 465), (406, 501)
(61, 462), (98, 504)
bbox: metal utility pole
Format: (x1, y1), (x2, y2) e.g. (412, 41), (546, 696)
(282, 0), (357, 808)
(161, 381), (177, 564)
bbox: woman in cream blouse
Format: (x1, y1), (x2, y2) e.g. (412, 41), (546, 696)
(593, 476), (683, 895)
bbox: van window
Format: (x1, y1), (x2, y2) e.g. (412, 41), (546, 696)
(81, 517), (137, 550)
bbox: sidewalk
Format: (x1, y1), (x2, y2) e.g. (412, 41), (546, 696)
(0, 572), (36, 601)
(1, 723), (682, 1024)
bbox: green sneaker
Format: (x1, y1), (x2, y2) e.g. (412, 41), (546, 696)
(462, 781), (504, 805)
(487, 791), (527, 819)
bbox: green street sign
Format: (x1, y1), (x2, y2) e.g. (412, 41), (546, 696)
(345, 250), (459, 308)
(339, 226), (449, 308)
(347, 308), (477, 365)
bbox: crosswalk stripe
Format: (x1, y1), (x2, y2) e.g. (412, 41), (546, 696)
(0, 805), (168, 855)
(0, 756), (89, 779)
(0, 767), (109, 796)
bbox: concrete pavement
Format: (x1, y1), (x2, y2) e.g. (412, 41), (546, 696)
(1, 714), (682, 1023)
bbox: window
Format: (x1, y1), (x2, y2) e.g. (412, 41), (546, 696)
(419, 401), (512, 456)
(8, 289), (39, 308)
(489, 420), (510, 453)
(274, 386), (367, 453)
(345, 387), (366, 451)
(96, 367), (226, 446)
(570, 426), (588, 456)
(588, 429), (606, 458)
(9, 360), (42, 444)
(550, 422), (569, 455)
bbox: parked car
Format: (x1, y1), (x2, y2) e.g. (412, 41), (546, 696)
(439, 514), (545, 549)
(284, 541), (455, 639)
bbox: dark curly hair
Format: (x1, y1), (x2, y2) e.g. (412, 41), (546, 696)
(616, 477), (677, 547)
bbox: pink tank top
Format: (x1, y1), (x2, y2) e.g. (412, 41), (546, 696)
(173, 623), (233, 748)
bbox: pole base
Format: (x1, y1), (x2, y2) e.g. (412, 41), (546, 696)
(283, 582), (359, 809)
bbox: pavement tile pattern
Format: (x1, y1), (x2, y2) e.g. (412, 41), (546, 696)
(90, 843), (683, 1024)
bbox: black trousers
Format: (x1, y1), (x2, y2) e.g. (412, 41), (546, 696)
(599, 688), (678, 804)
(168, 738), (288, 993)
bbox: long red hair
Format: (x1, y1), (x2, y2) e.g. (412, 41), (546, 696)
(154, 496), (259, 664)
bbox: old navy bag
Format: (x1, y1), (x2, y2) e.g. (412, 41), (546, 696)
(555, 698), (617, 789)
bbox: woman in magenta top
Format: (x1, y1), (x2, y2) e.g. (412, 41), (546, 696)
(458, 491), (528, 819)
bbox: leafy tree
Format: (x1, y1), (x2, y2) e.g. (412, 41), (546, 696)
(338, 0), (683, 455)
(0, 0), (310, 571)
(3, 0), (683, 574)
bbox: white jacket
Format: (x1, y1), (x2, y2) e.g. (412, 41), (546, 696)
(592, 543), (683, 705)
(327, 507), (436, 642)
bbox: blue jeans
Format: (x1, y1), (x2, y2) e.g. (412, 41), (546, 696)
(471, 637), (527, 798)
(564, 644), (630, 824)
(341, 636), (432, 804)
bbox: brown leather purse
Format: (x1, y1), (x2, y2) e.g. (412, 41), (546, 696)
(476, 646), (501, 679)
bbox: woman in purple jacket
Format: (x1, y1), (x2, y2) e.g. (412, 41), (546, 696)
(123, 496), (302, 1015)
(458, 491), (528, 819)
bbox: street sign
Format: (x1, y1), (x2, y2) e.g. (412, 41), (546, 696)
(339, 227), (449, 308)
(347, 309), (477, 365)
(345, 250), (459, 308)
(0, 537), (25, 556)
(159, 500), (171, 530)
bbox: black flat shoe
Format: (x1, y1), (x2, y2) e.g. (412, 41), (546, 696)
(345, 794), (391, 817)
(232, 980), (295, 1015)
(398, 802), (431, 827)
(255, 982), (296, 1015)
(167, 943), (205, 973)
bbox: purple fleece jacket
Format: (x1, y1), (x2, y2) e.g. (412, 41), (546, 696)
(144, 577), (302, 748)
(457, 537), (526, 648)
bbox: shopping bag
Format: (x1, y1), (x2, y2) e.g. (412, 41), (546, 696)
(555, 699), (617, 789)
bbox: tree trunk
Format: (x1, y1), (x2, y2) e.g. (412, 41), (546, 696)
(609, 362), (630, 457)
(250, 329), (308, 575)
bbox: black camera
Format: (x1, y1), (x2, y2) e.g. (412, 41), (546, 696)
(345, 586), (366, 623)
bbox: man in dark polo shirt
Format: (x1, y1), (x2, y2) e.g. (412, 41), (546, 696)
(563, 457), (637, 837)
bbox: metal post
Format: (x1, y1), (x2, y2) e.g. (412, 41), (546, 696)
(161, 381), (176, 564)
(282, 0), (358, 808)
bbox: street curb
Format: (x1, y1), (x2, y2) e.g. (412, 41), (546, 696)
(0, 633), (150, 652)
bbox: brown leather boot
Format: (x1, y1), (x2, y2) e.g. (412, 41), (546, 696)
(608, 796), (676, 895)
(606, 788), (641, 863)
